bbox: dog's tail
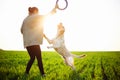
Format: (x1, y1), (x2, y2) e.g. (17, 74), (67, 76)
(71, 54), (86, 58)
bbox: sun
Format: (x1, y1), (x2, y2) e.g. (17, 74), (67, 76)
(43, 13), (61, 38)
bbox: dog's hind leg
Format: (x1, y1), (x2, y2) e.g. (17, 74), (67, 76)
(65, 56), (76, 70)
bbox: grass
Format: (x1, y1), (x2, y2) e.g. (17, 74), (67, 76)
(0, 50), (120, 80)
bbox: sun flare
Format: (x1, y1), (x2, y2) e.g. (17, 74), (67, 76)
(44, 13), (61, 38)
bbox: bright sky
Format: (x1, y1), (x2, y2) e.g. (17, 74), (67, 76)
(0, 0), (120, 51)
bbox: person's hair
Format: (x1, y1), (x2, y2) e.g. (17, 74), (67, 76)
(28, 7), (39, 14)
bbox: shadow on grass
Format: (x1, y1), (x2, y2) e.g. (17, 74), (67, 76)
(0, 71), (43, 80)
(0, 71), (19, 80)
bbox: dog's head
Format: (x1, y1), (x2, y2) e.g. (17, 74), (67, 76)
(57, 23), (65, 34)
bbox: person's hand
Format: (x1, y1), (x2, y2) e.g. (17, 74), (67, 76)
(43, 34), (47, 39)
(43, 34), (45, 37)
(47, 46), (50, 49)
(51, 6), (57, 14)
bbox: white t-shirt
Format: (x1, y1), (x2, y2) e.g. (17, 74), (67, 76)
(21, 14), (44, 48)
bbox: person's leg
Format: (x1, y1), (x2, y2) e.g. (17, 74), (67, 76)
(25, 46), (35, 74)
(33, 45), (45, 75)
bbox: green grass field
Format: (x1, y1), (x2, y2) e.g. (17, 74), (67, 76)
(0, 50), (120, 80)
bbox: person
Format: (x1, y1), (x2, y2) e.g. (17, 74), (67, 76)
(21, 6), (56, 76)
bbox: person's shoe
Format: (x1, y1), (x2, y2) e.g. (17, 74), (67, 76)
(22, 73), (29, 80)
(42, 74), (46, 77)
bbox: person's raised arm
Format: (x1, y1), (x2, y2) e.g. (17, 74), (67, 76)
(44, 5), (57, 17)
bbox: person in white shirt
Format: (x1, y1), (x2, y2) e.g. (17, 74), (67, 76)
(21, 6), (56, 76)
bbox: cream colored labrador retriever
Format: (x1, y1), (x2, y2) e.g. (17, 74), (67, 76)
(44, 23), (86, 70)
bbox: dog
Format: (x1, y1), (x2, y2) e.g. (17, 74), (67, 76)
(44, 23), (86, 70)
